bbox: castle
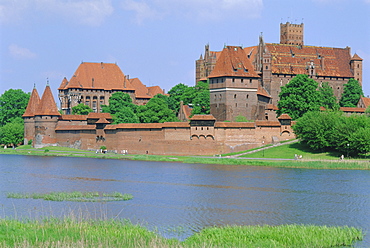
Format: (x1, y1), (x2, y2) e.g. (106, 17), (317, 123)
(58, 62), (164, 114)
(23, 83), (294, 154)
(22, 22), (367, 155)
(196, 22), (363, 121)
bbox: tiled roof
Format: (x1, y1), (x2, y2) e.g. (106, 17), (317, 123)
(265, 104), (278, 110)
(58, 62), (135, 91)
(182, 105), (193, 120)
(351, 53), (363, 61)
(277, 113), (292, 120)
(23, 87), (40, 117)
(87, 113), (112, 119)
(208, 46), (259, 78)
(190, 115), (216, 120)
(59, 115), (88, 121)
(55, 125), (96, 131)
(105, 123), (164, 129)
(162, 122), (190, 127)
(255, 120), (281, 126)
(257, 87), (271, 98)
(266, 43), (353, 77)
(35, 85), (61, 116)
(58, 77), (69, 90)
(215, 122), (255, 128)
(360, 97), (370, 108)
(147, 86), (164, 96)
(243, 46), (257, 62)
(129, 78), (151, 99)
(340, 107), (365, 113)
(95, 118), (111, 124)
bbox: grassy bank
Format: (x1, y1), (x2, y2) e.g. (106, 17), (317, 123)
(1, 144), (370, 170)
(0, 218), (363, 248)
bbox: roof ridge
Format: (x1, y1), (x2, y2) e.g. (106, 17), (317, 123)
(23, 87), (41, 117)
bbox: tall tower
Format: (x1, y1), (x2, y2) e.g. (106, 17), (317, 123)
(350, 53), (363, 86)
(22, 85), (41, 145)
(280, 22), (304, 46)
(34, 84), (61, 148)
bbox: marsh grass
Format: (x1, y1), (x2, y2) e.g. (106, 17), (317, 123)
(0, 219), (363, 248)
(7, 191), (133, 202)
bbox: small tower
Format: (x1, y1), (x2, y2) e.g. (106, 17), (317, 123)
(34, 84), (61, 148)
(350, 53), (363, 86)
(22, 85), (40, 145)
(280, 22), (304, 46)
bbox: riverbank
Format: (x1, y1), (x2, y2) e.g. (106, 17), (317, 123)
(0, 218), (363, 247)
(2, 145), (370, 170)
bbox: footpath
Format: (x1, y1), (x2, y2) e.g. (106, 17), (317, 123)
(229, 139), (299, 158)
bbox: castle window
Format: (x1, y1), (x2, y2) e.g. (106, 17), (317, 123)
(232, 78), (235, 83)
(241, 79), (243, 83)
(235, 103), (237, 107)
(250, 79), (252, 84)
(234, 94), (237, 98)
(246, 94), (249, 99)
(358, 64), (360, 68)
(244, 68), (249, 72)
(266, 66), (268, 70)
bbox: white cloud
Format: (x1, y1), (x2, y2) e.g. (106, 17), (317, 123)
(0, 0), (114, 26)
(122, 0), (160, 24)
(8, 44), (37, 60)
(121, 0), (263, 23)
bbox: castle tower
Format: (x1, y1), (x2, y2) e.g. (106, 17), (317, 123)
(34, 84), (61, 148)
(280, 22), (304, 46)
(22, 85), (40, 145)
(350, 53), (363, 86)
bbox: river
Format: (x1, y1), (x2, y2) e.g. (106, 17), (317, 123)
(1, 154), (369, 246)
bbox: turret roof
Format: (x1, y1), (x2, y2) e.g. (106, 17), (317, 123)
(35, 85), (61, 116)
(22, 86), (41, 117)
(208, 46), (259, 78)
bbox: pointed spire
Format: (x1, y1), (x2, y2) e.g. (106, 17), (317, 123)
(351, 53), (363, 61)
(35, 84), (61, 116)
(23, 86), (41, 117)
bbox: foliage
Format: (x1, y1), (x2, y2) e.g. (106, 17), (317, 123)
(339, 78), (364, 107)
(100, 146), (107, 150)
(7, 191), (133, 202)
(0, 89), (30, 126)
(318, 82), (339, 110)
(0, 219), (362, 248)
(72, 103), (93, 115)
(136, 97), (178, 123)
(293, 111), (370, 157)
(167, 83), (190, 114)
(0, 120), (24, 147)
(167, 81), (210, 116)
(277, 74), (321, 120)
(102, 92), (139, 124)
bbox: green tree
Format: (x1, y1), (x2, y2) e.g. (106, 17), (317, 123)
(136, 98), (178, 123)
(319, 82), (339, 110)
(0, 120), (24, 147)
(0, 89), (30, 126)
(339, 78), (364, 107)
(191, 89), (210, 115)
(113, 106), (139, 124)
(72, 103), (93, 115)
(167, 83), (190, 114)
(277, 74), (321, 120)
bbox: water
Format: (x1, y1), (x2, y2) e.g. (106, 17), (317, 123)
(1, 154), (370, 245)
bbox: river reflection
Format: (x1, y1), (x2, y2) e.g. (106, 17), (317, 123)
(1, 154), (370, 246)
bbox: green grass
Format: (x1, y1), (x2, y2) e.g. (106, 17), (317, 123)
(7, 191), (133, 202)
(0, 219), (363, 248)
(241, 142), (343, 160)
(2, 144), (370, 170)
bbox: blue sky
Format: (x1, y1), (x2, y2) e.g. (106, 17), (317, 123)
(1, 0), (369, 100)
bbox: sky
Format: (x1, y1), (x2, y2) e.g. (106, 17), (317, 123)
(1, 0), (370, 102)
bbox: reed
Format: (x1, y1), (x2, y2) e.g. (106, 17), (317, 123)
(7, 191), (133, 202)
(0, 219), (363, 248)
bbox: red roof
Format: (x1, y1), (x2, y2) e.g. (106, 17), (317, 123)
(265, 104), (278, 110)
(35, 85), (61, 116)
(147, 86), (164, 97)
(351, 53), (363, 61)
(129, 78), (151, 99)
(340, 107), (365, 113)
(360, 97), (370, 108)
(266, 43), (353, 77)
(87, 112), (112, 119)
(58, 62), (135, 91)
(23, 87), (40, 117)
(209, 46), (259, 78)
(59, 115), (88, 121)
(95, 118), (111, 124)
(190, 115), (216, 121)
(278, 113), (292, 120)
(255, 120), (281, 126)
(257, 87), (271, 98)
(55, 125), (96, 131)
(215, 122), (255, 128)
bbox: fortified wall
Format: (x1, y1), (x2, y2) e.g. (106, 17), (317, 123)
(24, 85), (295, 155)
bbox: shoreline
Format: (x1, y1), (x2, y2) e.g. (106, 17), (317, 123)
(1, 147), (370, 170)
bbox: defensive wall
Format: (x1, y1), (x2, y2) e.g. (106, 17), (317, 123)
(53, 114), (294, 155)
